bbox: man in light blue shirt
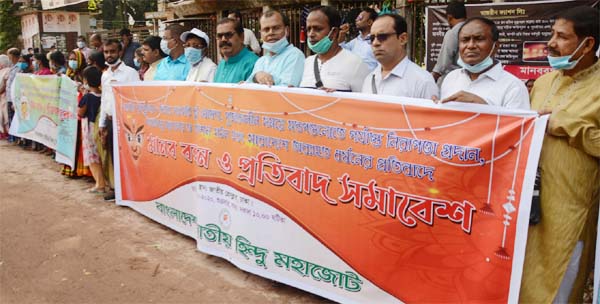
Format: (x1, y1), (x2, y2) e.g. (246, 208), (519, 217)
(248, 9), (305, 87)
(337, 7), (378, 71)
(155, 24), (191, 81)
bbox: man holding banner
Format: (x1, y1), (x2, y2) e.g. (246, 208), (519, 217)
(520, 6), (599, 303)
(439, 17), (529, 109)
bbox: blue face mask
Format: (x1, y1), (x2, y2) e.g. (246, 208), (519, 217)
(308, 28), (335, 54)
(262, 36), (289, 54)
(457, 44), (496, 74)
(547, 37), (589, 70)
(184, 47), (203, 65)
(17, 62), (28, 71)
(68, 60), (78, 70)
(134, 58), (141, 69)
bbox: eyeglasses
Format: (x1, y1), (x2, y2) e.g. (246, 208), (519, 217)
(366, 32), (399, 44)
(216, 31), (236, 40)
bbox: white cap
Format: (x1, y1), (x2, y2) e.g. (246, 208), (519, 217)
(180, 28), (210, 48)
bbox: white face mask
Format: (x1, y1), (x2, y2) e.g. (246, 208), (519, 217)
(106, 58), (121, 68)
(77, 41), (86, 49)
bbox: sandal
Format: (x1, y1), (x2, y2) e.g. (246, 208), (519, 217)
(86, 187), (107, 194)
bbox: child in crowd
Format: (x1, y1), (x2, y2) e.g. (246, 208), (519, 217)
(78, 66), (106, 193)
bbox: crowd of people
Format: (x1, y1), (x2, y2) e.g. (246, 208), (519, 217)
(0, 3), (598, 302)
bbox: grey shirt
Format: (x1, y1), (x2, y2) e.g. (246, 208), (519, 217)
(432, 21), (464, 77)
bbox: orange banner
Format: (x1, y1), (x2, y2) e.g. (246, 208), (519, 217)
(113, 83), (546, 303)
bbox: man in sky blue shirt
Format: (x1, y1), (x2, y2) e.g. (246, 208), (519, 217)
(214, 18), (259, 83)
(155, 24), (191, 81)
(248, 9), (305, 87)
(337, 8), (378, 71)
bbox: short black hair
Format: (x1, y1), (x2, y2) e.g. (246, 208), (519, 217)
(557, 6), (599, 52)
(34, 53), (50, 68)
(49, 51), (65, 66)
(309, 6), (342, 29)
(377, 14), (408, 35)
(119, 28), (131, 36)
(229, 9), (242, 23)
(82, 66), (102, 87)
(460, 17), (499, 41)
(27, 47), (33, 51)
(262, 9), (290, 27)
(77, 35), (86, 41)
(446, 1), (467, 20)
(218, 18), (244, 35)
(143, 35), (167, 58)
(104, 38), (123, 51)
(362, 7), (378, 22)
(88, 51), (107, 70)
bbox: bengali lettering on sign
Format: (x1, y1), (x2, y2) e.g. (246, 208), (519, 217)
(114, 83), (547, 303)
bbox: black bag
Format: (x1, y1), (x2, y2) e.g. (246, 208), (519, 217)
(529, 167), (542, 225)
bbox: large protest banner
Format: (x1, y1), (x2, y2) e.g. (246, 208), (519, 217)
(426, 0), (600, 80)
(113, 83), (547, 303)
(10, 74), (78, 167)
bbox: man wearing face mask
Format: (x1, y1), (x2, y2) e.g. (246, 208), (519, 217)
(214, 18), (259, 83)
(180, 28), (216, 82)
(99, 39), (140, 201)
(438, 17), (529, 109)
(299, 6), (370, 92)
(248, 9), (305, 87)
(519, 6), (599, 303)
(154, 24), (191, 81)
(74, 35), (92, 60)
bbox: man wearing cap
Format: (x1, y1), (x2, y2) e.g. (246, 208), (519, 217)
(214, 18), (259, 83)
(181, 28), (217, 82)
(154, 24), (191, 81)
(248, 9), (305, 87)
(120, 28), (141, 69)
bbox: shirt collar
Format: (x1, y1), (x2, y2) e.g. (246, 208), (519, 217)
(225, 48), (250, 64)
(167, 53), (187, 64)
(460, 61), (503, 81)
(376, 56), (409, 80)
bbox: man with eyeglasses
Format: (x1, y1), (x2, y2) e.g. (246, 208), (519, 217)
(214, 18), (259, 83)
(438, 17), (529, 109)
(337, 7), (379, 71)
(181, 28), (216, 82)
(154, 24), (191, 81)
(248, 9), (305, 87)
(299, 6), (370, 92)
(362, 14), (438, 99)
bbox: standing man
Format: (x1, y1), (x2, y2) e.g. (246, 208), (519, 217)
(98, 39), (140, 201)
(141, 36), (166, 81)
(337, 8), (378, 71)
(214, 18), (259, 83)
(154, 24), (190, 81)
(299, 6), (370, 92)
(119, 28), (141, 69)
(431, 1), (466, 85)
(228, 10), (261, 55)
(439, 17), (529, 109)
(74, 35), (93, 59)
(363, 14), (438, 99)
(248, 9), (305, 87)
(4, 48), (21, 143)
(520, 6), (599, 303)
(181, 28), (217, 82)
(89, 33), (104, 52)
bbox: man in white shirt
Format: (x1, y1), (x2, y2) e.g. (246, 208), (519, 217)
(99, 39), (140, 200)
(181, 28), (217, 82)
(439, 17), (530, 109)
(337, 8), (378, 70)
(299, 6), (370, 92)
(362, 14), (438, 99)
(228, 10), (262, 55)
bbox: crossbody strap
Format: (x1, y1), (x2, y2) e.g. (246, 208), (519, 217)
(313, 56), (323, 88)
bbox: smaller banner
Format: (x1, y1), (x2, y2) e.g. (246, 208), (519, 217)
(10, 74), (78, 168)
(425, 0), (600, 80)
(41, 0), (87, 10)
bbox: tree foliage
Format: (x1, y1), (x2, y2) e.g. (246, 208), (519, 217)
(0, 0), (22, 52)
(100, 0), (156, 29)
